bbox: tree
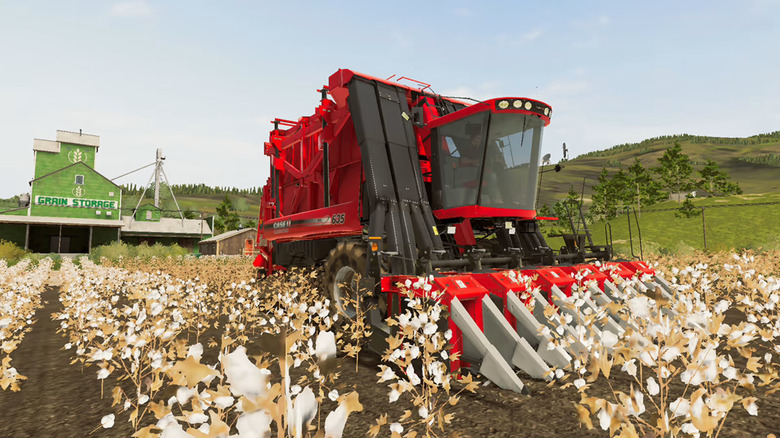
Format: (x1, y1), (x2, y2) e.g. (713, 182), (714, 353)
(653, 142), (696, 203)
(625, 158), (664, 216)
(697, 160), (742, 196)
(590, 167), (633, 220)
(675, 194), (701, 218)
(550, 186), (582, 234)
(590, 167), (620, 221)
(215, 195), (240, 233)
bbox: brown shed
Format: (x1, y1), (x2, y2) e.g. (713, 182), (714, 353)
(198, 228), (257, 256)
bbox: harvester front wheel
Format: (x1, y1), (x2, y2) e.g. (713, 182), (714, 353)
(324, 242), (369, 320)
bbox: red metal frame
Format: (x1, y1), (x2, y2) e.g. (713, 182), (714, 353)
(255, 69), (554, 269)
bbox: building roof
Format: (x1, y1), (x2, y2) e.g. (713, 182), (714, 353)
(57, 130), (100, 148)
(200, 228), (255, 243)
(33, 139), (61, 153)
(120, 217), (212, 237)
(29, 161), (120, 188)
(0, 214), (123, 227)
(33, 130), (100, 153)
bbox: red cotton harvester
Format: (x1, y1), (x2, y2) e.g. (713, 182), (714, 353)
(253, 69), (677, 393)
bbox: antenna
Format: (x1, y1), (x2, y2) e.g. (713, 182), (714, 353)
(562, 142), (569, 160)
(542, 153), (551, 166)
(119, 149), (183, 220)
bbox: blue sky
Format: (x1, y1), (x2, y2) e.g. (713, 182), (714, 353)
(1, 0), (779, 198)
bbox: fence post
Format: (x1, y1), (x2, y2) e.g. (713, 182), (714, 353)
(701, 207), (707, 252)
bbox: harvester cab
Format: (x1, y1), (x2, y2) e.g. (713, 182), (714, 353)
(253, 69), (674, 393)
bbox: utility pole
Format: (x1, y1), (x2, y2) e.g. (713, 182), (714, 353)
(154, 148), (163, 208)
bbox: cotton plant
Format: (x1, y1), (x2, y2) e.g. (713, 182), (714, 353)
(143, 330), (361, 438)
(119, 266), (362, 438)
(370, 276), (478, 438)
(56, 257), (214, 431)
(571, 253), (780, 437)
(0, 257), (52, 391)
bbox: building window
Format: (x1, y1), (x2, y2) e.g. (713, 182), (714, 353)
(75, 175), (84, 185)
(96, 210), (102, 215)
(146, 211), (152, 220)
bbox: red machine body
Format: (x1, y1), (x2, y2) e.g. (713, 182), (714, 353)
(250, 70), (648, 393)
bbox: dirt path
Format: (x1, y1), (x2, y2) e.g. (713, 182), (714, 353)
(0, 275), (135, 437)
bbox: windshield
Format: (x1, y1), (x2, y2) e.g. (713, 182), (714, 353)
(432, 111), (543, 213)
(480, 112), (543, 209)
(431, 112), (489, 208)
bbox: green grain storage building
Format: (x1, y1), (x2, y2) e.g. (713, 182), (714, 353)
(0, 130), (211, 253)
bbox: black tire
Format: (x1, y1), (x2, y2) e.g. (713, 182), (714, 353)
(323, 241), (368, 319)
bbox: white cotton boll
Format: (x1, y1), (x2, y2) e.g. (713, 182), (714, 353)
(632, 391), (646, 417)
(236, 410), (273, 438)
(176, 387), (194, 405)
(187, 343), (203, 360)
(289, 387), (318, 438)
(418, 406), (429, 419)
(380, 367), (396, 382)
(601, 330), (618, 348)
(138, 395), (149, 405)
(573, 378), (586, 389)
(661, 346), (680, 363)
(290, 385), (302, 396)
(597, 407), (610, 431)
(745, 400), (758, 416)
(324, 403), (348, 438)
(646, 377), (660, 396)
(406, 364), (421, 386)
(555, 369), (565, 379)
(156, 413), (177, 430)
(713, 300), (730, 315)
(669, 397), (690, 417)
(315, 330), (337, 363)
(223, 346), (268, 400)
(214, 395), (234, 409)
(423, 322), (437, 336)
(389, 389), (400, 402)
(188, 412), (209, 424)
(681, 423), (700, 436)
(97, 368), (110, 379)
(101, 414), (115, 428)
(389, 423), (403, 433)
(150, 302), (165, 316)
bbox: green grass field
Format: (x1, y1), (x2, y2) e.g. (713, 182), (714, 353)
(121, 193), (261, 219)
(545, 193), (780, 255)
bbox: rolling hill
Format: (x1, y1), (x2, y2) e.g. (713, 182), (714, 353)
(537, 132), (780, 208)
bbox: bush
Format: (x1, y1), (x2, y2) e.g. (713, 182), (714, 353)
(0, 240), (26, 263)
(90, 241), (189, 262)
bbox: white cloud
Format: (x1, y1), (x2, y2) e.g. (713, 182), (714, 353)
(111, 1), (153, 17)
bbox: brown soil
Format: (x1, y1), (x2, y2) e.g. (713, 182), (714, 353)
(1, 285), (778, 438)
